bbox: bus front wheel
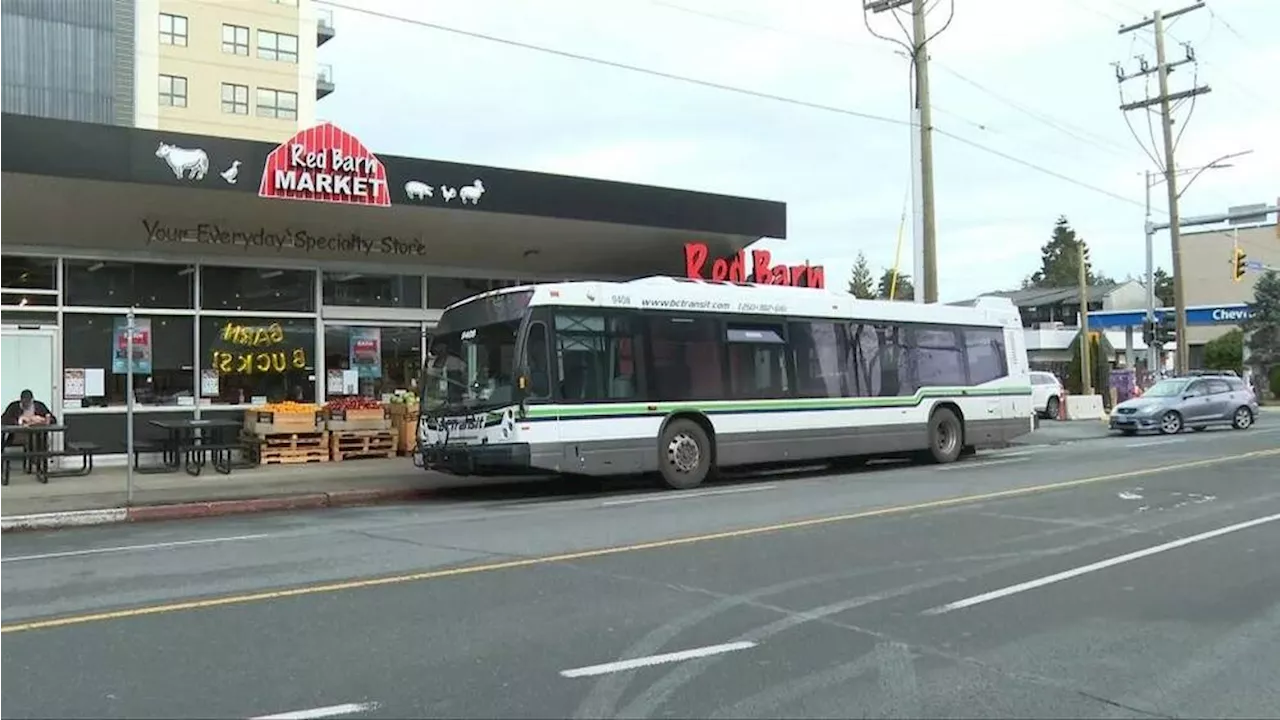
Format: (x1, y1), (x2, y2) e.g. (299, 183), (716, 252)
(659, 419), (712, 490)
(926, 408), (964, 464)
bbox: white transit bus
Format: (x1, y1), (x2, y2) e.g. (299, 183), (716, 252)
(418, 276), (1033, 489)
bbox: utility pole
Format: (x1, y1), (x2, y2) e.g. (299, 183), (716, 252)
(862, 0), (951, 303)
(1079, 242), (1093, 396)
(1116, 2), (1210, 375)
(1143, 170), (1157, 375)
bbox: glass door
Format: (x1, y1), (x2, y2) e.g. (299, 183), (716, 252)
(321, 322), (425, 402)
(1, 327), (60, 431)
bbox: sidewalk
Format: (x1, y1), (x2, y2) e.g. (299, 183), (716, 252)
(0, 457), (527, 531)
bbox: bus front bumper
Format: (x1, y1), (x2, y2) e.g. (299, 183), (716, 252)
(420, 442), (532, 476)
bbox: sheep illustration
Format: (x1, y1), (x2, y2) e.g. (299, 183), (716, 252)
(440, 186), (458, 203)
(404, 180), (433, 200)
(459, 179), (486, 205)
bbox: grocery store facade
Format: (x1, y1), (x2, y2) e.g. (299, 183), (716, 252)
(0, 113), (786, 454)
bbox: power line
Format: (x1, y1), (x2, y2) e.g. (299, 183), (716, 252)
(316, 0), (1150, 211)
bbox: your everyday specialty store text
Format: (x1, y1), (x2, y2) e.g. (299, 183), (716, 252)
(142, 220), (427, 257)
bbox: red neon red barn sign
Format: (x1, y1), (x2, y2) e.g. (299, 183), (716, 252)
(684, 242), (825, 289)
(258, 123), (391, 206)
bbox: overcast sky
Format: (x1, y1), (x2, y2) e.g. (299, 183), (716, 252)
(316, 0), (1278, 301)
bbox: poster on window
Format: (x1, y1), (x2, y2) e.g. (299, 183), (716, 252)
(349, 327), (382, 379)
(111, 318), (152, 374)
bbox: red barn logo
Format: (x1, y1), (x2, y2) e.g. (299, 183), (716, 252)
(258, 123), (390, 206)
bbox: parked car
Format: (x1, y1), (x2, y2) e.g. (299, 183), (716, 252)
(1108, 373), (1259, 435)
(1031, 371), (1064, 419)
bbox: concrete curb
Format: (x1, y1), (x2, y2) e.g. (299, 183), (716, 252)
(0, 487), (436, 533)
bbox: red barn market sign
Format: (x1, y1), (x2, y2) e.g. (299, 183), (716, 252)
(258, 123), (391, 206)
(684, 242), (825, 289)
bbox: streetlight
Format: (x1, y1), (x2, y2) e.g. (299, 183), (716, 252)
(1142, 148), (1252, 374)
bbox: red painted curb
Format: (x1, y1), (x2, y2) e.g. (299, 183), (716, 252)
(126, 493), (331, 522)
(326, 487), (434, 508)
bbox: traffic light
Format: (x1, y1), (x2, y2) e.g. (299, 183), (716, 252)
(1141, 319), (1156, 346)
(1232, 246), (1248, 282)
(1154, 316), (1176, 348)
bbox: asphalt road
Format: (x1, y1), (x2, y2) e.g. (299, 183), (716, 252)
(3, 420), (1279, 719)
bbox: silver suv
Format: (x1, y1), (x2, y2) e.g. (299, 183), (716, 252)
(1109, 373), (1260, 435)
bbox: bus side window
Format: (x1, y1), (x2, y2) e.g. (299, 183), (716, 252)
(525, 322), (551, 399)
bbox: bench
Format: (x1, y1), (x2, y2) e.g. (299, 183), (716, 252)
(2, 441), (103, 485)
(133, 438), (255, 476)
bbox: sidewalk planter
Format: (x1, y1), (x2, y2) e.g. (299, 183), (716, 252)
(329, 430), (396, 461)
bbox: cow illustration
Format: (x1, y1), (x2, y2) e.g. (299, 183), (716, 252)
(459, 179), (485, 205)
(404, 180), (433, 200)
(155, 142), (209, 180)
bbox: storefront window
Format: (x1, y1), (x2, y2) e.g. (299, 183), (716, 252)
(3, 256), (59, 308)
(200, 316), (316, 404)
(62, 314), (195, 407)
(322, 272), (423, 308)
(201, 266), (315, 312)
(65, 260), (195, 308)
(426, 276), (514, 309)
(323, 324), (422, 399)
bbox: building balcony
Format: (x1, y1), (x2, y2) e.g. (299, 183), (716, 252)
(317, 63), (335, 100)
(317, 8), (335, 46)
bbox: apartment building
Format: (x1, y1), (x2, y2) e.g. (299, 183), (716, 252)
(1, 0), (335, 142)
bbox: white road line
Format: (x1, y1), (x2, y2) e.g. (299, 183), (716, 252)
(600, 485), (777, 507)
(923, 511), (1280, 616)
(560, 641), (758, 678)
(936, 458), (1028, 472)
(251, 701), (379, 720)
(985, 450), (1036, 459)
(1125, 438), (1187, 448)
(0, 534), (270, 563)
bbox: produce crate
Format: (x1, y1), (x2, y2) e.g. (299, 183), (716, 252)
(330, 429), (396, 461)
(326, 407), (391, 432)
(390, 408), (421, 456)
(252, 430), (330, 465)
(245, 409), (325, 435)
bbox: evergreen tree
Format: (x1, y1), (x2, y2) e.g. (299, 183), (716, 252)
(1203, 329), (1243, 375)
(877, 269), (914, 301)
(1242, 270), (1280, 395)
(848, 252), (876, 299)
(1152, 268), (1175, 307)
(1065, 331), (1114, 398)
(1025, 216), (1111, 288)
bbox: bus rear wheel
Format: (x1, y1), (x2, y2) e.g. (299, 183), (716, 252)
(659, 419), (712, 490)
(926, 408), (963, 464)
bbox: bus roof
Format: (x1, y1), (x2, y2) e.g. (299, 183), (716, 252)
(444, 277), (1018, 326)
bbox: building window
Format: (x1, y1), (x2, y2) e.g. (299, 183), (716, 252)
(256, 87), (298, 120)
(257, 29), (299, 63)
(159, 74), (187, 108)
(426, 276), (516, 309)
(1, 255), (58, 309)
(322, 272), (423, 309)
(64, 260), (195, 309)
(323, 325), (422, 400)
(221, 83), (249, 115)
(200, 266), (315, 313)
(201, 316), (316, 405)
(222, 24), (249, 56)
(62, 314), (196, 408)
(159, 13), (188, 46)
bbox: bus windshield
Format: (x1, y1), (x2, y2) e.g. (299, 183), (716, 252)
(420, 289), (533, 414)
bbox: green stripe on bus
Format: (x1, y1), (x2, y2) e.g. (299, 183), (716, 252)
(525, 386), (1033, 419)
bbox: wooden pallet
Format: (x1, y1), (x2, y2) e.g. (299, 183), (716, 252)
(258, 447), (330, 465)
(254, 431), (329, 450)
(330, 430), (396, 461)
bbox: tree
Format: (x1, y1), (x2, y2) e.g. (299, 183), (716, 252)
(848, 252), (876, 299)
(1025, 216), (1112, 288)
(877, 268), (914, 301)
(1202, 329), (1243, 375)
(1242, 270), (1280, 398)
(1065, 331), (1114, 400)
(1152, 268), (1175, 307)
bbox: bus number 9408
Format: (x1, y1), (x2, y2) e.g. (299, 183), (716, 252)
(611, 294), (632, 305)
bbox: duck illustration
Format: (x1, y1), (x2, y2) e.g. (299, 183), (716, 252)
(220, 160), (242, 184)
